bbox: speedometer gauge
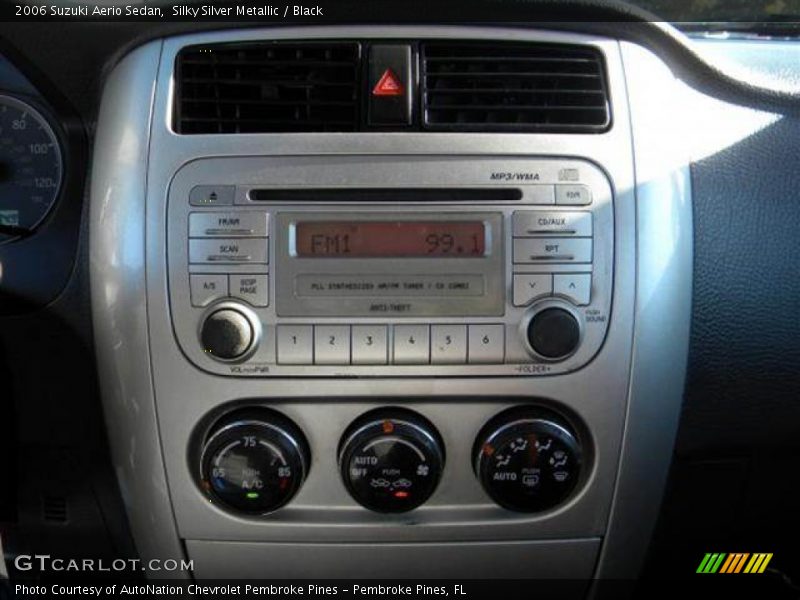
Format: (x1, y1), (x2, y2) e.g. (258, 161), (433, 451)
(0, 94), (64, 242)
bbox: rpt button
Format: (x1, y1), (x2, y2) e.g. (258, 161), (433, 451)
(513, 238), (592, 264)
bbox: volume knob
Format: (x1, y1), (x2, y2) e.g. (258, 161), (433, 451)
(200, 304), (258, 361)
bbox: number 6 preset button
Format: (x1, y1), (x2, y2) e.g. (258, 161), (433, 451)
(352, 325), (388, 365)
(393, 325), (430, 365)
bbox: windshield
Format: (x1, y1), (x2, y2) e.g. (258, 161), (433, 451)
(631, 0), (800, 28)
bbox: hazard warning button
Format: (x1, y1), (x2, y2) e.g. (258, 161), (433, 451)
(368, 44), (412, 126)
(373, 69), (405, 96)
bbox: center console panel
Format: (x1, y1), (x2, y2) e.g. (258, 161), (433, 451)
(90, 26), (692, 581)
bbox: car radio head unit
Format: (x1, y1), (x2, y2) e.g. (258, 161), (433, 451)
(167, 155), (613, 377)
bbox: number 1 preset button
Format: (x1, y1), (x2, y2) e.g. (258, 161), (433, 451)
(352, 325), (388, 365)
(276, 325), (313, 365)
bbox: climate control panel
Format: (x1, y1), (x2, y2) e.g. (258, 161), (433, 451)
(194, 404), (586, 517)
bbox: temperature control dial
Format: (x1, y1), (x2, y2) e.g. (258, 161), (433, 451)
(199, 409), (310, 514)
(339, 409), (444, 513)
(474, 407), (583, 513)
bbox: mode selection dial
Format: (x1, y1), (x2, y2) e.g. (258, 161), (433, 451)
(339, 409), (444, 513)
(199, 409), (310, 514)
(474, 407), (583, 513)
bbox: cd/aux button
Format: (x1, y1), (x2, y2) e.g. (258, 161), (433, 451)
(513, 211), (592, 237)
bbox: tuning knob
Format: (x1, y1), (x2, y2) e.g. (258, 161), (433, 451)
(199, 302), (260, 361)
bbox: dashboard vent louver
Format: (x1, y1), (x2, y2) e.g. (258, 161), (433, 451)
(421, 42), (610, 132)
(175, 42), (360, 134)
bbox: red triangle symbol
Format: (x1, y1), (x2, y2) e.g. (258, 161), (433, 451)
(372, 69), (404, 96)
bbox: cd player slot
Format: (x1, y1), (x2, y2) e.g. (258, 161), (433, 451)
(248, 188), (523, 203)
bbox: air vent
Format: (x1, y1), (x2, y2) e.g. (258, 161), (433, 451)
(41, 494), (68, 524)
(175, 42), (361, 134)
(421, 42), (610, 132)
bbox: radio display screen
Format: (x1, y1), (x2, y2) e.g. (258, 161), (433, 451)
(294, 221), (487, 258)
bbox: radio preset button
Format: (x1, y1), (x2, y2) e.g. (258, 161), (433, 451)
(555, 184), (592, 206)
(431, 325), (468, 365)
(554, 273), (592, 306)
(513, 238), (592, 264)
(352, 325), (388, 365)
(314, 325), (351, 365)
(190, 274), (228, 307)
(189, 185), (235, 206)
(229, 274), (269, 307)
(468, 324), (505, 364)
(513, 274), (553, 307)
(393, 325), (430, 365)
(189, 238), (268, 264)
(189, 212), (268, 238)
(513, 211), (592, 237)
(276, 325), (314, 365)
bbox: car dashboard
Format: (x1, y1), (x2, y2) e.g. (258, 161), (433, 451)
(1, 9), (799, 593)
